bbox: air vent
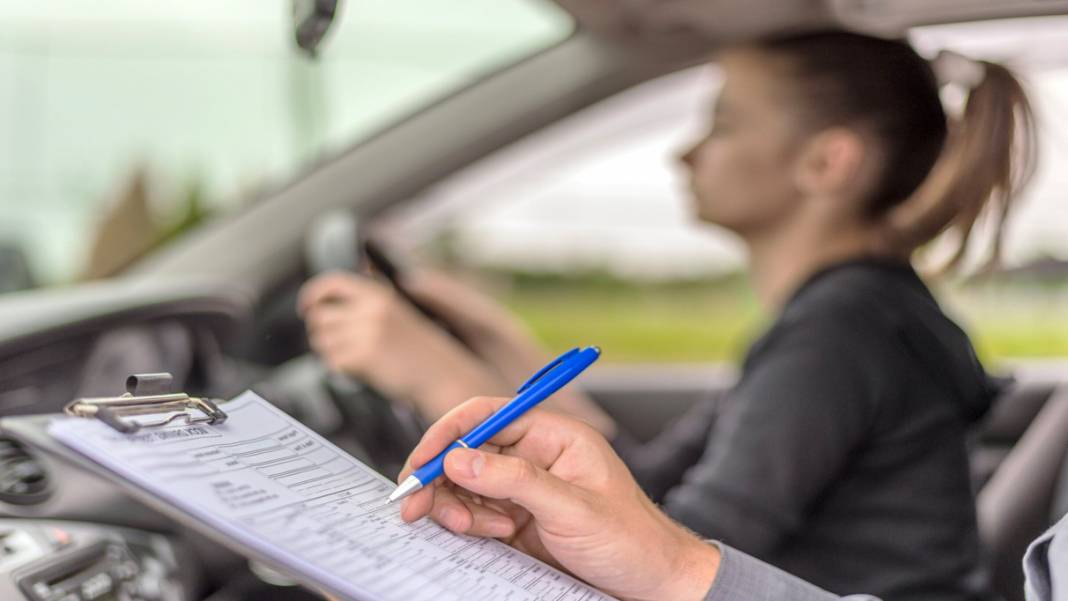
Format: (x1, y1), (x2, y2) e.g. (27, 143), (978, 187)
(0, 437), (50, 505)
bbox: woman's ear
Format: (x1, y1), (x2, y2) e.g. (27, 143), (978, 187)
(792, 128), (870, 204)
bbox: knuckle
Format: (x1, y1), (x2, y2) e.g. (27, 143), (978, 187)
(559, 415), (602, 445)
(512, 458), (538, 486)
(573, 421), (604, 445)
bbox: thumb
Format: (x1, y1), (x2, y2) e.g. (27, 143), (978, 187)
(443, 448), (590, 523)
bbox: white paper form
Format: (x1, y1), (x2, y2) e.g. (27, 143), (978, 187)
(49, 392), (616, 601)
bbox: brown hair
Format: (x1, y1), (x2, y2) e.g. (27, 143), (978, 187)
(756, 31), (1037, 274)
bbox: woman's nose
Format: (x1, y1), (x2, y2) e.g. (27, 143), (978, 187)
(677, 142), (698, 169)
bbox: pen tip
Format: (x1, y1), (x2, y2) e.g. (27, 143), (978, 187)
(388, 476), (423, 504)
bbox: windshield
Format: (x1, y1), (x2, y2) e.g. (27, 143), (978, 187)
(0, 0), (572, 291)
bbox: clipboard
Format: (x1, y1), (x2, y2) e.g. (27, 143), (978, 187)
(1, 373), (618, 601)
(1, 373), (231, 488)
(0, 374), (317, 597)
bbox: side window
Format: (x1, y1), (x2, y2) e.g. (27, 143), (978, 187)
(383, 19), (1068, 366)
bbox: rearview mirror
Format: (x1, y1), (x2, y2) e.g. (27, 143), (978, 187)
(293, 0), (340, 58)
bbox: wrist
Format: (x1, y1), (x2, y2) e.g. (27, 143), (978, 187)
(657, 529), (721, 601)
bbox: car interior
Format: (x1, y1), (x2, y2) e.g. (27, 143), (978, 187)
(1, 1), (1067, 600)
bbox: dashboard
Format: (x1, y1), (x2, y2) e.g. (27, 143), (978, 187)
(0, 281), (251, 418)
(0, 278), (262, 601)
(0, 519), (188, 601)
(0, 273), (438, 601)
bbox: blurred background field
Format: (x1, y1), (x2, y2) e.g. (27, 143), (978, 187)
(499, 273), (762, 364)
(490, 271), (1068, 366)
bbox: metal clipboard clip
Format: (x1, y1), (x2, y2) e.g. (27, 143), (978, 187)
(64, 373), (228, 434)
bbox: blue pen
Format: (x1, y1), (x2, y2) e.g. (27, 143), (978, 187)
(387, 345), (601, 504)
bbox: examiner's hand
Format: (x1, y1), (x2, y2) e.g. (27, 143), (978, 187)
(398, 397), (720, 601)
(298, 272), (507, 418)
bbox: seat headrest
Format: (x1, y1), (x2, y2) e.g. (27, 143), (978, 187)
(1054, 457), (1068, 525)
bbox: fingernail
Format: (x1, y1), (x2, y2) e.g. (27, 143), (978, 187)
(450, 449), (484, 479)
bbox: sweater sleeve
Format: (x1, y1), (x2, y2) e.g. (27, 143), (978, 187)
(705, 543), (881, 601)
(663, 318), (881, 555)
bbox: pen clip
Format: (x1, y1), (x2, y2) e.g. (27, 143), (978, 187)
(516, 347), (581, 394)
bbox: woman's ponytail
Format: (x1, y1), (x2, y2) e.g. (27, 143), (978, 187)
(882, 52), (1038, 274)
(757, 33), (1037, 273)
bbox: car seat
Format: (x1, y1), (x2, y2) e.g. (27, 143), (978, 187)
(977, 384), (1068, 601)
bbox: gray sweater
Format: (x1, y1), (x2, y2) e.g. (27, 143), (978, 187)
(704, 513), (1067, 601)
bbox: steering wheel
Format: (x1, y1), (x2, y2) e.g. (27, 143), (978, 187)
(301, 211), (441, 478)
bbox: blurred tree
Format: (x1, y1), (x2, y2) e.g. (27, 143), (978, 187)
(82, 167), (215, 280)
(82, 167), (157, 279)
